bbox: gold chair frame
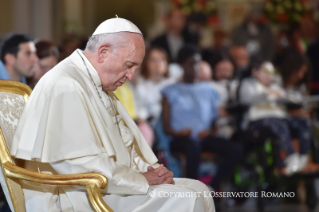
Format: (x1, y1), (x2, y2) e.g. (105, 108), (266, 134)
(0, 80), (113, 212)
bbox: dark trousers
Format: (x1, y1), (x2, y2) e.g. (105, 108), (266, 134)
(170, 135), (243, 190)
(249, 117), (311, 156)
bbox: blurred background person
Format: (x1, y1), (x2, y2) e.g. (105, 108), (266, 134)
(279, 52), (313, 175)
(229, 45), (251, 79)
(151, 8), (187, 62)
(197, 60), (235, 139)
(202, 28), (228, 69)
(135, 46), (175, 128)
(231, 10), (275, 61)
(197, 60), (234, 107)
(162, 45), (243, 192)
(0, 33), (38, 83)
(240, 60), (310, 176)
(227, 45), (252, 104)
(27, 40), (59, 88)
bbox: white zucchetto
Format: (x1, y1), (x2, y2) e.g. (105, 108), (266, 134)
(92, 17), (143, 36)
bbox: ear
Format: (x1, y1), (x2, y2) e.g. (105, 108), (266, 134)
(96, 44), (111, 63)
(4, 53), (16, 66)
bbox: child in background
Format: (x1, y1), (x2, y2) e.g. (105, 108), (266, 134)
(240, 61), (310, 176)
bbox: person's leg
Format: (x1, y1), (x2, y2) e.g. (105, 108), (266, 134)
(289, 116), (312, 155)
(261, 118), (295, 156)
(174, 178), (215, 212)
(289, 116), (312, 171)
(102, 179), (215, 212)
(250, 118), (295, 168)
(170, 136), (201, 179)
(201, 136), (243, 190)
(246, 119), (274, 151)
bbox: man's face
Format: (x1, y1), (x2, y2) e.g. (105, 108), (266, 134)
(98, 34), (145, 91)
(168, 9), (186, 33)
(215, 60), (234, 81)
(230, 46), (250, 69)
(12, 42), (38, 77)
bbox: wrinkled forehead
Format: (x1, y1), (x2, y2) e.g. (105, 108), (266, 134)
(117, 36), (145, 63)
(115, 33), (144, 50)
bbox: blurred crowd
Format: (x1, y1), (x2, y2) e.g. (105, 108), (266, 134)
(1, 5), (319, 211)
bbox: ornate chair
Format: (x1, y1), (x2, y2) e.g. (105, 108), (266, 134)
(0, 80), (113, 212)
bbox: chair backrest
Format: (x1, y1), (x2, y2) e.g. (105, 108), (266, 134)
(0, 80), (32, 212)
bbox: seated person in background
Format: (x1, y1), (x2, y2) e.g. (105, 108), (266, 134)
(212, 59), (235, 106)
(135, 46), (175, 128)
(0, 33), (38, 83)
(239, 60), (310, 176)
(197, 59), (235, 106)
(161, 45), (243, 191)
(150, 8), (186, 62)
(229, 45), (251, 80)
(197, 60), (234, 138)
(227, 45), (252, 103)
(27, 40), (59, 88)
(279, 52), (313, 173)
(197, 61), (227, 105)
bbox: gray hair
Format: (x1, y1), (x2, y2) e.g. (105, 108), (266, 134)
(85, 33), (127, 53)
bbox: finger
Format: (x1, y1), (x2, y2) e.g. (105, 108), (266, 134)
(147, 166), (155, 172)
(161, 171), (174, 183)
(153, 165), (165, 173)
(163, 177), (174, 184)
(156, 175), (168, 185)
(149, 180), (158, 186)
(158, 167), (169, 177)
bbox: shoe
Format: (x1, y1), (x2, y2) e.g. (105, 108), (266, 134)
(284, 153), (309, 176)
(284, 153), (299, 176)
(298, 154), (309, 171)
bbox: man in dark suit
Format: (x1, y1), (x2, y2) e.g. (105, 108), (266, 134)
(151, 8), (186, 62)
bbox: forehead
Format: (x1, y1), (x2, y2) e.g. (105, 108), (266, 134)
(231, 47), (248, 55)
(120, 35), (145, 61)
(19, 42), (36, 52)
(170, 9), (185, 19)
(220, 61), (233, 68)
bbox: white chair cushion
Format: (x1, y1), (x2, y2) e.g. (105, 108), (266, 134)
(0, 92), (25, 151)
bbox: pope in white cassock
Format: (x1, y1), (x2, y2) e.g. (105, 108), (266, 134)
(10, 18), (215, 212)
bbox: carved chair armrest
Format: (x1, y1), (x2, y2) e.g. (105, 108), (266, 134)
(3, 162), (113, 212)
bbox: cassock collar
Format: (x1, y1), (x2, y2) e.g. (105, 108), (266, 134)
(75, 49), (102, 88)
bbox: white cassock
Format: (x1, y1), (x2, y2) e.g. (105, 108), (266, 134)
(11, 49), (215, 212)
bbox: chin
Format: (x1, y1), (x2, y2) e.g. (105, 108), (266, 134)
(108, 86), (118, 91)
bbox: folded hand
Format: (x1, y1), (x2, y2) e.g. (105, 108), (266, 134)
(176, 129), (192, 137)
(142, 164), (174, 185)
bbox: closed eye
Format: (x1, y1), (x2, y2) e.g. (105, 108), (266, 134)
(125, 61), (139, 69)
(126, 64), (134, 69)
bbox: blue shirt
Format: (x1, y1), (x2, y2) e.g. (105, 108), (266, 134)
(161, 82), (220, 140)
(0, 61), (26, 83)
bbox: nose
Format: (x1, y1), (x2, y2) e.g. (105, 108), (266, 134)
(125, 69), (135, 80)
